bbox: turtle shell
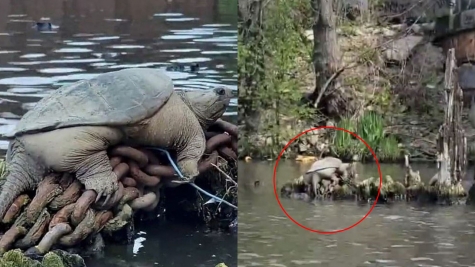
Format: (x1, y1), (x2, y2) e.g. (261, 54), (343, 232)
(5, 68), (174, 138)
(305, 156), (342, 174)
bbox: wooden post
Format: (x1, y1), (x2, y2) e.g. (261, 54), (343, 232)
(436, 48), (467, 186)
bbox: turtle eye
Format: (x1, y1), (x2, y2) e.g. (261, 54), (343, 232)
(215, 87), (226, 95)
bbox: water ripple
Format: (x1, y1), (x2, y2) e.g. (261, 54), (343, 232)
(0, 10), (237, 143)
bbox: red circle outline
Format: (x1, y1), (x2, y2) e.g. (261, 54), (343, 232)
(273, 126), (382, 234)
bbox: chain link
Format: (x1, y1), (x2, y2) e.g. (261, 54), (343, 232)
(0, 128), (237, 255)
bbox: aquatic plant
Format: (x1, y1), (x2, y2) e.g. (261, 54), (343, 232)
(333, 117), (362, 158)
(379, 135), (400, 162)
(333, 112), (401, 162)
(357, 111), (384, 148)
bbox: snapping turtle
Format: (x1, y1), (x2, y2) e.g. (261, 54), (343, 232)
(0, 68), (232, 219)
(302, 157), (355, 196)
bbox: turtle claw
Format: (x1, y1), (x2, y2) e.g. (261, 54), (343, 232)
(102, 194), (112, 207)
(94, 191), (111, 207)
(95, 191), (103, 203)
(85, 176), (119, 207)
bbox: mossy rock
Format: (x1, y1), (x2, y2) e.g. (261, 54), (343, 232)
(283, 171), (467, 205)
(332, 184), (355, 200)
(0, 249), (85, 267)
(356, 176), (406, 202)
(406, 180), (466, 204)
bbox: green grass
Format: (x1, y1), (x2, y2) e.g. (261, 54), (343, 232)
(333, 111), (401, 162)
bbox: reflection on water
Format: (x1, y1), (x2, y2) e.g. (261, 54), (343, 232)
(86, 222), (236, 267)
(239, 161), (475, 267)
(0, 0), (237, 266)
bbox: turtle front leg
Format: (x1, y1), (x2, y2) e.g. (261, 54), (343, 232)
(311, 173), (322, 199)
(19, 126), (123, 207)
(172, 131), (206, 185)
(75, 150), (119, 206)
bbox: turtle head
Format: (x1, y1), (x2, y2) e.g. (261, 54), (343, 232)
(179, 86), (233, 128)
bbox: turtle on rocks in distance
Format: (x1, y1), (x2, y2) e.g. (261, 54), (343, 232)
(0, 68), (233, 219)
(300, 156), (355, 197)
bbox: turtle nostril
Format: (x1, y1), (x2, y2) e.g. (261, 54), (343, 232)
(216, 87), (225, 95)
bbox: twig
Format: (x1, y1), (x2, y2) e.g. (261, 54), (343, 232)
(313, 66), (347, 109)
(211, 163), (238, 186)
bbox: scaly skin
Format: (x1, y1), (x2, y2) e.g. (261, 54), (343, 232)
(0, 87), (232, 216)
(0, 140), (46, 220)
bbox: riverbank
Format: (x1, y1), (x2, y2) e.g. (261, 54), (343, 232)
(238, 111), (441, 164)
(238, 0), (475, 163)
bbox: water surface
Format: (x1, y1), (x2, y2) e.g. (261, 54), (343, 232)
(239, 161), (475, 267)
(0, 0), (237, 266)
(0, 0), (238, 151)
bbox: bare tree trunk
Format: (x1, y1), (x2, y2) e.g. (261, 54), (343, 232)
(238, 0), (264, 132)
(309, 0), (341, 105)
(432, 48), (466, 187)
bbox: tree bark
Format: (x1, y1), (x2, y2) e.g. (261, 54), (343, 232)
(238, 0), (264, 132)
(309, 0), (341, 105)
(433, 48), (466, 186)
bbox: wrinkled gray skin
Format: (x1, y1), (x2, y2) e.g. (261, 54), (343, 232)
(302, 157), (354, 197)
(0, 68), (232, 219)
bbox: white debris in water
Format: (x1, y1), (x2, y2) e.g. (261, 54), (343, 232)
(133, 236), (146, 255)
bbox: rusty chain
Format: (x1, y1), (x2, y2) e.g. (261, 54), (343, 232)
(0, 126), (237, 255)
